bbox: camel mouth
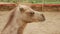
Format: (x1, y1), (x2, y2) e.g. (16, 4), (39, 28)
(39, 15), (45, 22)
(40, 17), (45, 22)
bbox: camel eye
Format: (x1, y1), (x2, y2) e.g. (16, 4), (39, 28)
(20, 8), (25, 12)
(30, 12), (35, 15)
(28, 12), (35, 16)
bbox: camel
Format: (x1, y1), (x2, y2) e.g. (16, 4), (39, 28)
(1, 4), (45, 34)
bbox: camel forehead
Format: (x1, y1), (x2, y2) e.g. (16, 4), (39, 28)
(19, 5), (30, 9)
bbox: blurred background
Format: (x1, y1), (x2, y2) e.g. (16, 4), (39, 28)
(0, 0), (60, 34)
(0, 0), (60, 4)
(0, 0), (60, 11)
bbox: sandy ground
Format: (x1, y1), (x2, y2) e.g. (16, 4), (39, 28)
(0, 11), (10, 32)
(0, 11), (60, 34)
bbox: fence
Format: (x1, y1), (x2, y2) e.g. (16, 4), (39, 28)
(0, 0), (60, 11)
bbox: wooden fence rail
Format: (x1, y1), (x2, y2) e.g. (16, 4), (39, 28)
(0, 3), (60, 11)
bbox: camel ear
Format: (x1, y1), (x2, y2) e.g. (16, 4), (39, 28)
(19, 7), (25, 12)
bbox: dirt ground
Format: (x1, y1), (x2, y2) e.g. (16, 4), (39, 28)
(0, 11), (60, 34)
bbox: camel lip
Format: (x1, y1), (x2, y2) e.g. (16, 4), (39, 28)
(41, 19), (45, 22)
(39, 18), (45, 22)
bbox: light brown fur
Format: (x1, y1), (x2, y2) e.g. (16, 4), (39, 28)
(1, 4), (45, 34)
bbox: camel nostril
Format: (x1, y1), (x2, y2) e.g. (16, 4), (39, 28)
(41, 14), (44, 17)
(41, 14), (45, 21)
(30, 12), (35, 15)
